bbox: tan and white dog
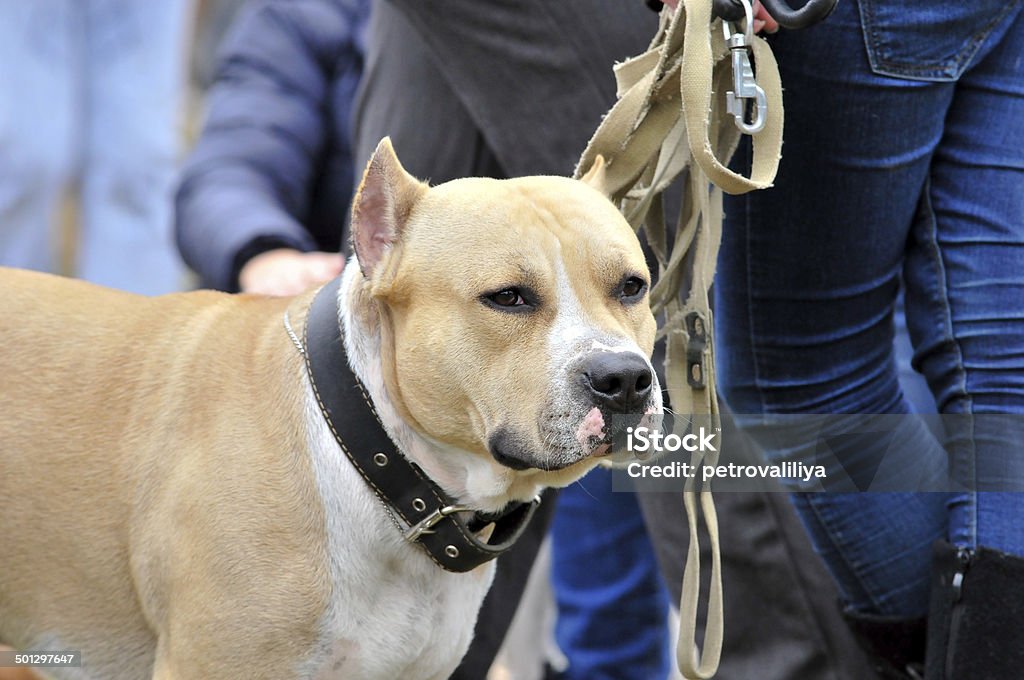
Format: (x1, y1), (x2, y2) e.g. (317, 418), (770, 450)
(0, 139), (661, 679)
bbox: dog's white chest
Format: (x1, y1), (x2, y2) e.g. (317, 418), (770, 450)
(301, 388), (494, 680)
(309, 565), (492, 680)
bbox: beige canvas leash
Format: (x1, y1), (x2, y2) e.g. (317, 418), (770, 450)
(575, 0), (783, 676)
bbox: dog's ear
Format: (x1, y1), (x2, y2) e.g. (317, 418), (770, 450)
(350, 137), (427, 279)
(579, 154), (611, 196)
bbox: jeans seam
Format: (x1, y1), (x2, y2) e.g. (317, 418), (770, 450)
(919, 176), (977, 547)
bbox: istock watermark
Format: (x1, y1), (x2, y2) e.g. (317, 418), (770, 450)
(610, 413), (1024, 493)
(622, 422), (825, 485)
(626, 425), (718, 453)
(626, 460), (826, 484)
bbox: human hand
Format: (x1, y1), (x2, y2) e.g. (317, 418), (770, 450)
(752, 2), (779, 34)
(661, 1), (779, 34)
(238, 248), (344, 296)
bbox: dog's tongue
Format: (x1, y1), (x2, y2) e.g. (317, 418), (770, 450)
(575, 407), (606, 454)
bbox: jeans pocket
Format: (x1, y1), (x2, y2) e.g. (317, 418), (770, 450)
(858, 0), (1021, 81)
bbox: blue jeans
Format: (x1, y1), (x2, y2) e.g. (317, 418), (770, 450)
(0, 0), (189, 294)
(717, 0), (1024, 617)
(550, 467), (671, 680)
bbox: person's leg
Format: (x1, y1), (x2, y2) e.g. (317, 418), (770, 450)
(903, 2), (1024, 557)
(0, 2), (78, 272)
(550, 468), (671, 680)
(718, 0), (957, 617)
(78, 0), (189, 294)
(902, 6), (1024, 678)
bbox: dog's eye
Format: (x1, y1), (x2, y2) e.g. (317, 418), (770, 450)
(619, 276), (648, 302)
(487, 288), (526, 308)
(481, 285), (539, 313)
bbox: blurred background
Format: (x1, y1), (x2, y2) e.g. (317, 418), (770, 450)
(0, 0), (244, 293)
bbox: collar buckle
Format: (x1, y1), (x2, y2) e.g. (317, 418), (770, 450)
(403, 504), (473, 543)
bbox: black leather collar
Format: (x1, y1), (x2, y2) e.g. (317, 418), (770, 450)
(301, 276), (540, 573)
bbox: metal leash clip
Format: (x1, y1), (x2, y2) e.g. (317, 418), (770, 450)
(723, 0), (767, 135)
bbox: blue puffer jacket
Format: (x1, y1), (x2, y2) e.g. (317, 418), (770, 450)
(175, 0), (369, 291)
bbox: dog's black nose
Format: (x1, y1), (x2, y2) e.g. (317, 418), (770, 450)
(582, 353), (653, 413)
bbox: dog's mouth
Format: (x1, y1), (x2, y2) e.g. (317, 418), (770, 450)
(488, 427), (579, 472)
(488, 408), (656, 472)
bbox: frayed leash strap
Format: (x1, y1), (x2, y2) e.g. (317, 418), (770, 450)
(575, 1), (783, 677)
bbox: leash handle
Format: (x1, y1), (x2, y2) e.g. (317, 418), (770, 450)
(713, 0), (838, 29)
(759, 0), (838, 29)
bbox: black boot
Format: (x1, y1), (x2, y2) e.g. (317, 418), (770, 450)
(842, 608), (926, 679)
(925, 540), (1024, 680)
